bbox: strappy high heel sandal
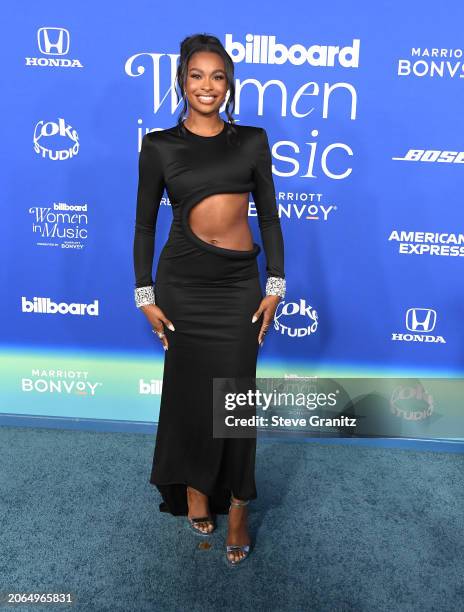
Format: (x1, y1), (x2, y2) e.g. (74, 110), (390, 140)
(187, 514), (216, 536)
(186, 487), (216, 536)
(225, 496), (252, 566)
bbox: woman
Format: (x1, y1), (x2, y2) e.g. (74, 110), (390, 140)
(133, 33), (285, 566)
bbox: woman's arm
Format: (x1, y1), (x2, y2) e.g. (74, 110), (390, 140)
(133, 133), (165, 308)
(251, 128), (286, 299)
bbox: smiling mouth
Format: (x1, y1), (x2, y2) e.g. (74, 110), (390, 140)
(197, 95), (216, 103)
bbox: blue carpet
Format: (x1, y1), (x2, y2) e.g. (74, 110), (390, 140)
(0, 426), (463, 612)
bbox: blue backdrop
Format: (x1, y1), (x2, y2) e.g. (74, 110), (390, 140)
(1, 1), (463, 428)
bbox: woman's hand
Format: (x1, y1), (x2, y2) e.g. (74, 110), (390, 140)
(140, 304), (175, 351)
(252, 295), (281, 346)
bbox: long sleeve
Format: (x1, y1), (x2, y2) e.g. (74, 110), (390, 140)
(252, 128), (286, 298)
(133, 133), (165, 307)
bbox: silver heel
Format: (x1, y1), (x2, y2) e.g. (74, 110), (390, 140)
(187, 515), (215, 536)
(186, 486), (215, 536)
(225, 495), (252, 566)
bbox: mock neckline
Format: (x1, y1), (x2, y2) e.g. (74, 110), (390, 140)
(182, 120), (227, 140)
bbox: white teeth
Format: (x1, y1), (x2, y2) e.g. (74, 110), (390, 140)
(198, 96), (215, 101)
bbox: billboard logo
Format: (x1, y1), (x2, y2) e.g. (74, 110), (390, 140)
(22, 296), (99, 316)
(225, 34), (360, 67)
(139, 379), (163, 395)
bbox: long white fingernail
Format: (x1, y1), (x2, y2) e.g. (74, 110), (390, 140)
(168, 323), (175, 331)
(163, 345), (168, 351)
(252, 315), (257, 323)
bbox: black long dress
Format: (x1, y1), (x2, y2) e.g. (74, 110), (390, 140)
(133, 120), (285, 516)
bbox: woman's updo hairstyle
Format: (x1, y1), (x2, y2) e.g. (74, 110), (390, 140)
(175, 33), (238, 144)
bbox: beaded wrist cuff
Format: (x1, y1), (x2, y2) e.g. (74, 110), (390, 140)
(135, 285), (156, 308)
(265, 276), (286, 299)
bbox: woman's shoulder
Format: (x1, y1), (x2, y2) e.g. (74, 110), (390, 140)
(143, 127), (174, 143)
(232, 124), (269, 151)
(230, 123), (265, 137)
(142, 122), (266, 150)
(232, 123), (263, 131)
(141, 127), (177, 158)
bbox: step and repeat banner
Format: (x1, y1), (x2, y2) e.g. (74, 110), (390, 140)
(1, 1), (463, 439)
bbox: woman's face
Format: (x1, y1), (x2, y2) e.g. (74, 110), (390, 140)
(184, 51), (228, 116)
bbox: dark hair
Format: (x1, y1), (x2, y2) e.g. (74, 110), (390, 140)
(175, 33), (239, 144)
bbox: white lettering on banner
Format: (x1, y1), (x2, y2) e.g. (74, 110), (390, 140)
(225, 34), (360, 67)
(411, 48), (463, 58)
(392, 149), (464, 162)
(21, 297), (99, 316)
(33, 118), (80, 160)
(21, 379), (101, 394)
(270, 193), (338, 223)
(126, 54), (359, 124)
(234, 78), (357, 119)
(398, 60), (464, 78)
(391, 308), (446, 344)
(25, 27), (84, 68)
(389, 231), (464, 244)
(397, 47), (464, 78)
(391, 334), (446, 343)
(28, 203), (89, 244)
(26, 57), (83, 68)
(139, 379), (163, 395)
(388, 230), (464, 256)
(273, 299), (319, 338)
(31, 369), (89, 378)
(264, 129), (353, 180)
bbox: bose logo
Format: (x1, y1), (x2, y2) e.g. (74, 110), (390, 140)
(392, 149), (464, 163)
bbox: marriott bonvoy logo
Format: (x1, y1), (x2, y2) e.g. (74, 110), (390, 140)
(22, 296), (99, 316)
(225, 34), (360, 67)
(22, 369), (102, 396)
(397, 46), (464, 79)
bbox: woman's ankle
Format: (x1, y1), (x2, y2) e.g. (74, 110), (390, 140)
(188, 485), (207, 498)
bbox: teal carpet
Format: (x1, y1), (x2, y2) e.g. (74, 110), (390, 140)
(1, 426), (463, 612)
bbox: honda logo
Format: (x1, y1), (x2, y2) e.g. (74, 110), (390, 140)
(405, 308), (436, 333)
(37, 27), (70, 56)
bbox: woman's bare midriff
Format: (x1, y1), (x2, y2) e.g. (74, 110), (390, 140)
(187, 192), (254, 250)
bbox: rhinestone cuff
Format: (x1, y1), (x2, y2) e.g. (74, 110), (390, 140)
(265, 276), (286, 299)
(135, 285), (156, 308)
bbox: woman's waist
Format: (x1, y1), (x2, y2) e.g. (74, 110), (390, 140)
(163, 221), (259, 258)
(157, 235), (260, 283)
